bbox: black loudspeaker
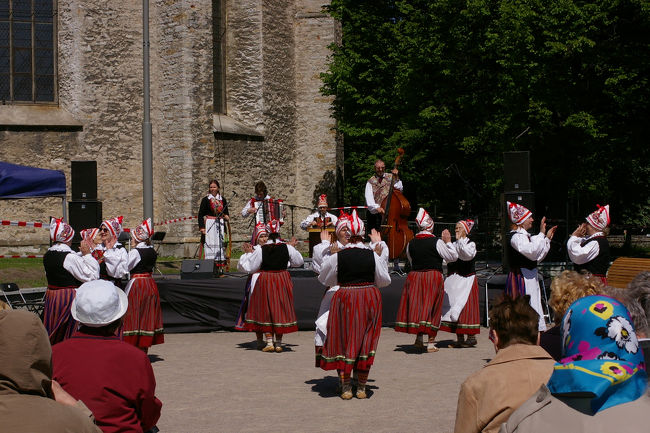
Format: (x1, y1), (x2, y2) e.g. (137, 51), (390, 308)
(68, 201), (102, 243)
(71, 161), (98, 200)
(503, 151), (531, 192)
(181, 259), (214, 279)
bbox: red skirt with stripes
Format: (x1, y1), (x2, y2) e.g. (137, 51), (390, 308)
(123, 274), (165, 349)
(505, 271), (526, 298)
(43, 287), (78, 345)
(439, 276), (480, 335)
(244, 270), (298, 334)
(318, 285), (382, 374)
(394, 270), (444, 336)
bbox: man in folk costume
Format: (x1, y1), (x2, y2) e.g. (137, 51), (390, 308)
(43, 217), (100, 345)
(96, 216), (129, 289)
(365, 159), (404, 273)
(123, 218), (164, 352)
(198, 179), (230, 276)
(299, 194), (338, 230)
(567, 204), (611, 285)
(311, 211), (388, 360)
(235, 222), (269, 348)
(238, 219), (303, 352)
(394, 208), (457, 352)
(505, 201), (557, 331)
(317, 210), (391, 400)
(440, 219), (481, 347)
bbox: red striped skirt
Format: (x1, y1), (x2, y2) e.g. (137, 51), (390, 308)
(439, 276), (480, 335)
(43, 287), (78, 345)
(123, 274), (165, 349)
(244, 270), (298, 334)
(318, 284), (382, 374)
(394, 270), (444, 336)
(505, 271), (526, 298)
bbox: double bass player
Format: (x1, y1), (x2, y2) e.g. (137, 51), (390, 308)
(364, 159), (406, 274)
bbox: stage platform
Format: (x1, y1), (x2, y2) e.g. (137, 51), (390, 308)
(157, 271), (546, 333)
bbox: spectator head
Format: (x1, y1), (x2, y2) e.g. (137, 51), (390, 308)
(71, 280), (128, 336)
(549, 270), (604, 325)
(548, 295), (647, 413)
(626, 271), (650, 338)
(0, 309), (53, 398)
(488, 295), (539, 351)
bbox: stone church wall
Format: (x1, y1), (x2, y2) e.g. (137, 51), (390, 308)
(0, 0), (341, 258)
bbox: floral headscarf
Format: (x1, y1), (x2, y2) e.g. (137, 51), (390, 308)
(547, 295), (647, 413)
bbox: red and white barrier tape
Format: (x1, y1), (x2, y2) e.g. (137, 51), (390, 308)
(154, 216), (198, 226)
(0, 255), (43, 259)
(1, 220), (49, 228)
(326, 206), (368, 211)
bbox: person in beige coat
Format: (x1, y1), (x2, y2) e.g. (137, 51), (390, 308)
(454, 295), (555, 433)
(0, 309), (101, 433)
(499, 295), (649, 433)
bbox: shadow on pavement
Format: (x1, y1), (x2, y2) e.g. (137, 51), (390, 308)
(306, 376), (379, 399)
(148, 354), (164, 363)
(236, 340), (299, 352)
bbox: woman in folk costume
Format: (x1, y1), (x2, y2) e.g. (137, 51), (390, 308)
(96, 216), (129, 289)
(42, 217), (99, 344)
(311, 211), (387, 360)
(238, 219), (304, 352)
(440, 219), (480, 347)
(505, 201), (557, 331)
(198, 179), (230, 276)
(394, 208), (457, 352)
(567, 204), (611, 285)
(123, 218), (164, 352)
(235, 222), (269, 349)
(317, 210), (391, 400)
(80, 228), (102, 261)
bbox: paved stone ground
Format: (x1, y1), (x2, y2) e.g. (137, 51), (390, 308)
(150, 328), (494, 433)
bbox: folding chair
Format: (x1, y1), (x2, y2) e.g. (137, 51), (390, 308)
(1, 282), (28, 309)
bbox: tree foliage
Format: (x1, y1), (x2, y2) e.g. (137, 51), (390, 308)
(322, 0), (650, 226)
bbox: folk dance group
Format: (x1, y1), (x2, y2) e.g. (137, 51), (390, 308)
(504, 201), (611, 331)
(235, 200), (482, 399)
(42, 216), (164, 352)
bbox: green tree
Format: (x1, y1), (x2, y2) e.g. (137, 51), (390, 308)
(322, 0), (650, 227)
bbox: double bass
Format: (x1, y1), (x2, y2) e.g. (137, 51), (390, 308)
(380, 148), (414, 259)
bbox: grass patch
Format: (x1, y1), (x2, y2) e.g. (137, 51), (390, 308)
(0, 258), (47, 289)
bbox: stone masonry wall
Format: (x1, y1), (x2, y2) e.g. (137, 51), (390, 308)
(0, 0), (341, 259)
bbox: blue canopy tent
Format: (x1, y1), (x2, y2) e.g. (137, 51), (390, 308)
(0, 161), (67, 219)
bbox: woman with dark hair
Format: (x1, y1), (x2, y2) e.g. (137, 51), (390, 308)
(317, 210), (391, 400)
(198, 179), (230, 276)
(238, 219), (303, 352)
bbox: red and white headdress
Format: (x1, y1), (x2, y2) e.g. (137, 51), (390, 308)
(50, 217), (75, 243)
(251, 222), (268, 245)
(101, 216), (124, 238)
(459, 219), (475, 235)
(415, 208), (434, 232)
(131, 218), (154, 242)
(80, 228), (99, 243)
(336, 211), (352, 236)
(507, 201), (532, 225)
(349, 209), (365, 237)
(266, 219), (281, 235)
(318, 194), (328, 208)
(586, 204), (610, 231)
